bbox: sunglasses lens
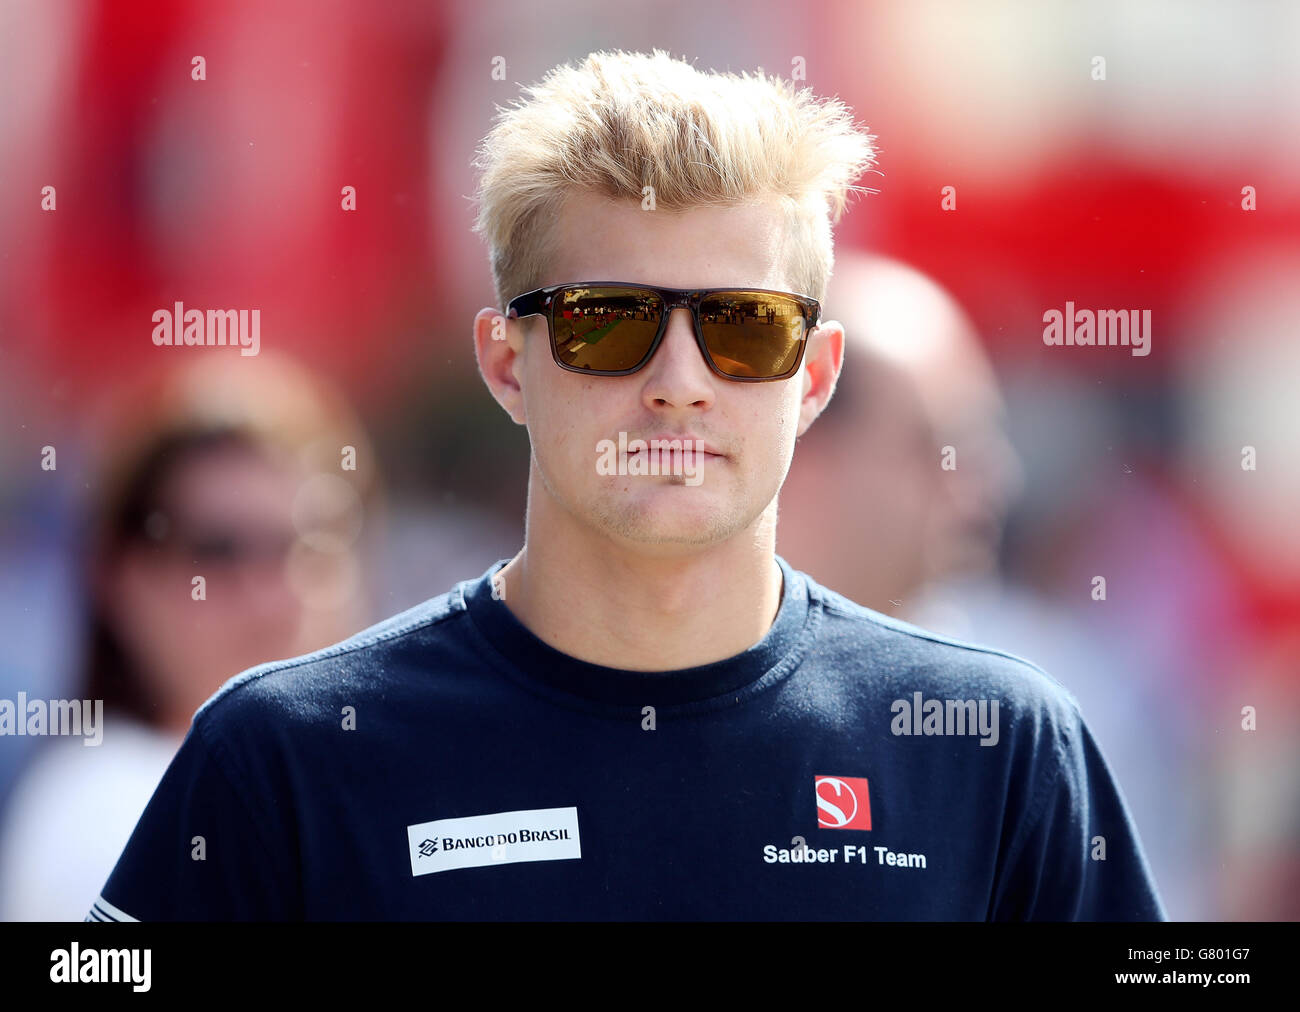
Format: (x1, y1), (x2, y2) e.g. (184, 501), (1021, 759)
(553, 286), (663, 373)
(698, 292), (808, 378)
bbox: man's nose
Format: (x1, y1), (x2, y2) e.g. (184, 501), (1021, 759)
(639, 307), (715, 406)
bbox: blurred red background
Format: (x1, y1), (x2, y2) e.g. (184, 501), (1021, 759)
(1, 0), (1297, 921)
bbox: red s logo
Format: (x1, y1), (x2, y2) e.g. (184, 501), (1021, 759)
(815, 775), (872, 830)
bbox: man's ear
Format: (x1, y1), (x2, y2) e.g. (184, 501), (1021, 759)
(473, 307), (528, 425)
(796, 319), (844, 438)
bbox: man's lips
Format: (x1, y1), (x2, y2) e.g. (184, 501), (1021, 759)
(631, 435), (725, 457)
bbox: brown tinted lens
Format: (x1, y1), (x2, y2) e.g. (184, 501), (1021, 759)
(553, 287), (662, 373)
(698, 292), (806, 378)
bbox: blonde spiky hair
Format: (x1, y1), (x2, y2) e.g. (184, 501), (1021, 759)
(472, 49), (877, 310)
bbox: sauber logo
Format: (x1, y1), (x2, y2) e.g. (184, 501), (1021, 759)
(815, 775), (872, 830)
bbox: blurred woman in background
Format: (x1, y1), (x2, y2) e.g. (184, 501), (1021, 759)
(0, 353), (380, 920)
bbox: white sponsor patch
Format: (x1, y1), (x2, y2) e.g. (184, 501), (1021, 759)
(407, 807), (581, 876)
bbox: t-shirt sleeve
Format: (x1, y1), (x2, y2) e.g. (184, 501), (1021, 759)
(990, 701), (1168, 921)
(85, 716), (297, 922)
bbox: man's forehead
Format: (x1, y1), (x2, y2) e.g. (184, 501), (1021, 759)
(542, 187), (792, 291)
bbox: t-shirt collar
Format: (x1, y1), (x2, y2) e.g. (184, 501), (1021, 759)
(460, 553), (812, 707)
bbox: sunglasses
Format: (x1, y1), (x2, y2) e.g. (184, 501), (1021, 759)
(506, 282), (820, 382)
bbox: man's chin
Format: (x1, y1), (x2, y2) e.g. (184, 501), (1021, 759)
(591, 497), (741, 548)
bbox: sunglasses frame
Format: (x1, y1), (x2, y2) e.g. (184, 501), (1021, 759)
(505, 282), (821, 382)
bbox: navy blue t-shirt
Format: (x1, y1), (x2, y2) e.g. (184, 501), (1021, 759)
(88, 555), (1166, 921)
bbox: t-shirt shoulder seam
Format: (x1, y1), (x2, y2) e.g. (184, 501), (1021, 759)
(191, 715), (286, 866)
(184, 716), (301, 918)
(818, 595), (1077, 698)
(193, 595), (470, 721)
(989, 704), (1080, 919)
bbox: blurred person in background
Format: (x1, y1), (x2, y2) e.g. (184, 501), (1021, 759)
(779, 251), (1022, 613)
(0, 352), (379, 920)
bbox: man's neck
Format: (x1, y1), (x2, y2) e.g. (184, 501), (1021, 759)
(494, 499), (784, 672)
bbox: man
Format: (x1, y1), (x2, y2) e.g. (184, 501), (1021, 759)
(88, 49), (1165, 921)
